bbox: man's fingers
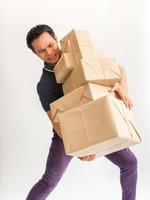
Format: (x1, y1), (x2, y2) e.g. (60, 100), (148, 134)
(89, 155), (96, 161)
(86, 155), (95, 161)
(123, 96), (133, 110)
(123, 97), (128, 108)
(128, 98), (133, 110)
(119, 93), (130, 109)
(88, 155), (96, 161)
(78, 154), (96, 161)
(110, 85), (133, 110)
(83, 156), (90, 161)
(109, 82), (119, 92)
(109, 86), (115, 92)
(78, 155), (90, 161)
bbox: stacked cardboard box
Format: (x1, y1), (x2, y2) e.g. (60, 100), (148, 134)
(55, 30), (121, 94)
(51, 29), (141, 157)
(51, 83), (116, 123)
(58, 96), (141, 157)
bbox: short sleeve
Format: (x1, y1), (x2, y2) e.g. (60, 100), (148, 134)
(37, 82), (57, 112)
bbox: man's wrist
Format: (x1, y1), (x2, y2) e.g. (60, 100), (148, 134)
(118, 79), (128, 91)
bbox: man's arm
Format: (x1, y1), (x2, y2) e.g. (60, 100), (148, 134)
(110, 65), (133, 109)
(118, 65), (128, 90)
(46, 110), (62, 138)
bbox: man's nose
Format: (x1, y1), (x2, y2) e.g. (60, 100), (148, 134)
(46, 48), (53, 56)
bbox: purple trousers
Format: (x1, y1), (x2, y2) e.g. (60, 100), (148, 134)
(26, 133), (137, 200)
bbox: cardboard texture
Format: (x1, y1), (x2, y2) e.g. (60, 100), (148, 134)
(62, 57), (120, 94)
(58, 95), (141, 157)
(50, 83), (116, 122)
(54, 53), (76, 83)
(60, 29), (97, 66)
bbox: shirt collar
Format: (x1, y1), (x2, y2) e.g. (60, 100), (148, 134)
(43, 62), (55, 72)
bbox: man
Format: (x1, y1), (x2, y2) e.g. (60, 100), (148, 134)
(26, 24), (137, 200)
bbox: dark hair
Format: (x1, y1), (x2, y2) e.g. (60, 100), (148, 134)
(26, 24), (55, 52)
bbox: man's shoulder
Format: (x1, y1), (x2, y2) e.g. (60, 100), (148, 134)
(37, 79), (49, 96)
(36, 67), (63, 98)
(36, 69), (49, 94)
(36, 80), (43, 94)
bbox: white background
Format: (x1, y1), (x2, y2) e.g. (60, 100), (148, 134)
(1, 0), (150, 199)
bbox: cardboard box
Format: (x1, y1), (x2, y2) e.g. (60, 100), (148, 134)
(50, 83), (115, 122)
(58, 95), (141, 157)
(54, 53), (76, 83)
(62, 57), (120, 94)
(62, 72), (76, 95)
(60, 29), (93, 51)
(99, 57), (121, 81)
(60, 29), (97, 66)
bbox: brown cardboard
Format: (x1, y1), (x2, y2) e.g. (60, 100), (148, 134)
(60, 29), (97, 66)
(62, 72), (76, 95)
(99, 57), (121, 80)
(62, 57), (120, 94)
(58, 95), (141, 157)
(54, 53), (76, 83)
(60, 29), (93, 50)
(50, 83), (115, 122)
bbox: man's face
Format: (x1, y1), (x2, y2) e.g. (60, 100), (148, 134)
(31, 32), (61, 64)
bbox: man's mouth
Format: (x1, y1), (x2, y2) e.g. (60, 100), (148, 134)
(48, 53), (57, 61)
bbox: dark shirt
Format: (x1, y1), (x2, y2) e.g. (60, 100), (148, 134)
(37, 62), (64, 135)
(37, 62), (64, 112)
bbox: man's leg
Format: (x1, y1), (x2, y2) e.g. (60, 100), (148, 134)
(105, 148), (138, 200)
(26, 133), (73, 200)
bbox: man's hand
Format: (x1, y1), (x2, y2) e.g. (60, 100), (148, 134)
(109, 65), (133, 110)
(109, 82), (133, 109)
(78, 154), (96, 161)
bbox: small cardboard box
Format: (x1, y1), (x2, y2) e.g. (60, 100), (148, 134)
(60, 29), (97, 66)
(54, 53), (76, 83)
(60, 29), (93, 51)
(50, 83), (115, 122)
(62, 57), (120, 94)
(58, 95), (141, 157)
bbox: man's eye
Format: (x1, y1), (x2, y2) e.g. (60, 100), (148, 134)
(39, 49), (45, 53)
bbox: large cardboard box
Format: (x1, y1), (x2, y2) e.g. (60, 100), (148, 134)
(54, 53), (76, 83)
(58, 95), (141, 157)
(50, 83), (115, 122)
(62, 57), (120, 94)
(60, 29), (97, 66)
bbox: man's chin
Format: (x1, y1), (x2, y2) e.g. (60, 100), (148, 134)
(46, 59), (59, 65)
(46, 56), (60, 65)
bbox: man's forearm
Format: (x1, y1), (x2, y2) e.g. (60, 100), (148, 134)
(118, 65), (128, 91)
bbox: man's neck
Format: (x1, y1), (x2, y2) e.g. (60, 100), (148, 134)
(44, 62), (55, 71)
